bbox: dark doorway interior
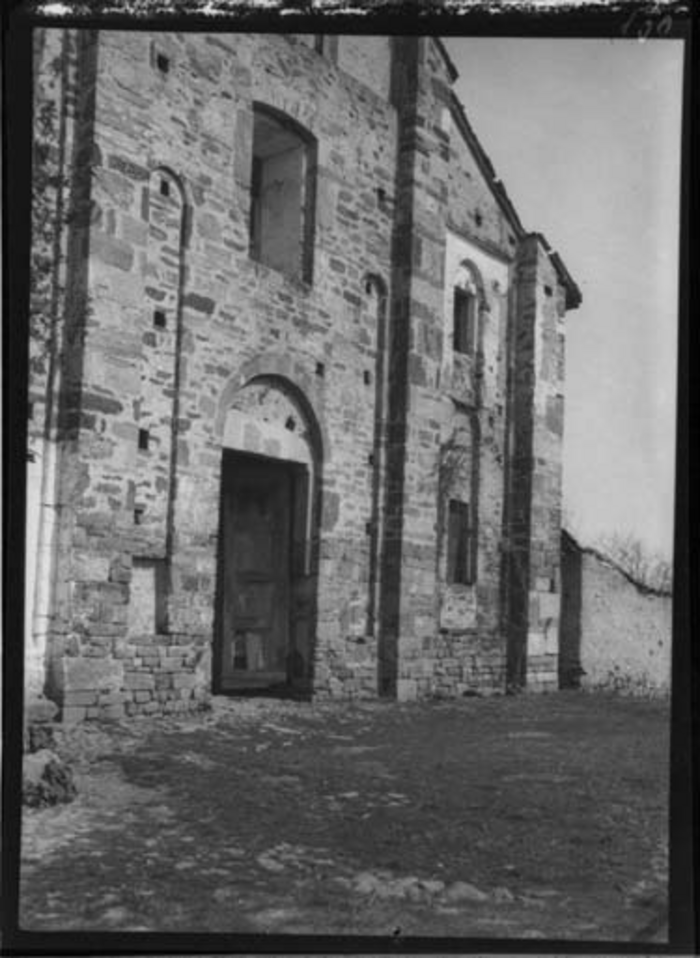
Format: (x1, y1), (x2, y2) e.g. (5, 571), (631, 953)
(214, 451), (308, 695)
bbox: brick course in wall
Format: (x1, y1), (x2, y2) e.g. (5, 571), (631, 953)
(27, 32), (581, 721)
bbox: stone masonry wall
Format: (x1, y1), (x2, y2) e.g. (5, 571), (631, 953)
(388, 39), (519, 700)
(29, 31), (578, 719)
(40, 30), (399, 718)
(384, 36), (452, 700)
(507, 236), (567, 691)
(440, 233), (511, 632)
(336, 36), (392, 101)
(560, 537), (672, 695)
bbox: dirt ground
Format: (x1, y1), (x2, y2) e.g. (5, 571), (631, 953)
(20, 690), (669, 941)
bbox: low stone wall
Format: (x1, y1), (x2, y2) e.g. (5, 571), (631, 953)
(316, 636), (380, 699)
(560, 533), (672, 695)
(399, 630), (506, 699)
(52, 634), (211, 723)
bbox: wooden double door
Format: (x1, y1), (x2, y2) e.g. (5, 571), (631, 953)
(215, 452), (302, 692)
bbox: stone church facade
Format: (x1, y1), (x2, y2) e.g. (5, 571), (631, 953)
(26, 30), (580, 722)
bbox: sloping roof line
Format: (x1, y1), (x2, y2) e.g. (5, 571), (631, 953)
(447, 87), (526, 240)
(433, 36), (459, 83)
(562, 529), (672, 599)
(531, 233), (583, 311)
(433, 38), (582, 312)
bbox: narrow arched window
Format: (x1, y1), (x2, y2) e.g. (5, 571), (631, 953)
(453, 286), (477, 355)
(249, 104), (317, 285)
(452, 268), (480, 357)
(447, 500), (475, 585)
(441, 409), (479, 586)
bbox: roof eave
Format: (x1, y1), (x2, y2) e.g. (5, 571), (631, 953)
(433, 37), (459, 84)
(532, 232), (582, 311)
(441, 45), (581, 312)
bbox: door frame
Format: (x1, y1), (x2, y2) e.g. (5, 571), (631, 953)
(212, 449), (304, 696)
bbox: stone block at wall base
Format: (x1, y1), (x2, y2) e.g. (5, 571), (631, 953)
(397, 678), (418, 701)
(99, 704), (126, 721)
(526, 651), (559, 692)
(23, 694), (60, 753)
(528, 632), (547, 657)
(61, 706), (88, 724)
(63, 690), (99, 708)
(24, 694), (59, 727)
(526, 677), (558, 693)
(56, 656), (125, 694)
(538, 591), (560, 621)
(526, 617), (560, 657)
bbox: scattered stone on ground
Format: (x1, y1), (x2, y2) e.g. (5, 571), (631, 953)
(20, 692), (670, 940)
(443, 880), (489, 903)
(22, 749), (77, 808)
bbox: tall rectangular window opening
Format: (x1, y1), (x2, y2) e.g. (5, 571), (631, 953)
(250, 156), (264, 262)
(447, 499), (475, 585)
(249, 105), (317, 284)
(453, 287), (476, 355)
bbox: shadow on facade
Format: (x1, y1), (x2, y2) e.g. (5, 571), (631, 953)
(43, 31), (99, 700)
(559, 530), (583, 689)
(375, 39), (422, 698)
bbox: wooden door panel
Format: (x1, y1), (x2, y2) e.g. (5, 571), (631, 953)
(218, 456), (291, 689)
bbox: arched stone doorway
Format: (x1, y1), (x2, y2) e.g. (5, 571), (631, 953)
(213, 376), (322, 696)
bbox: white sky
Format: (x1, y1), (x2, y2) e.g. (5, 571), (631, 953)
(443, 37), (683, 560)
